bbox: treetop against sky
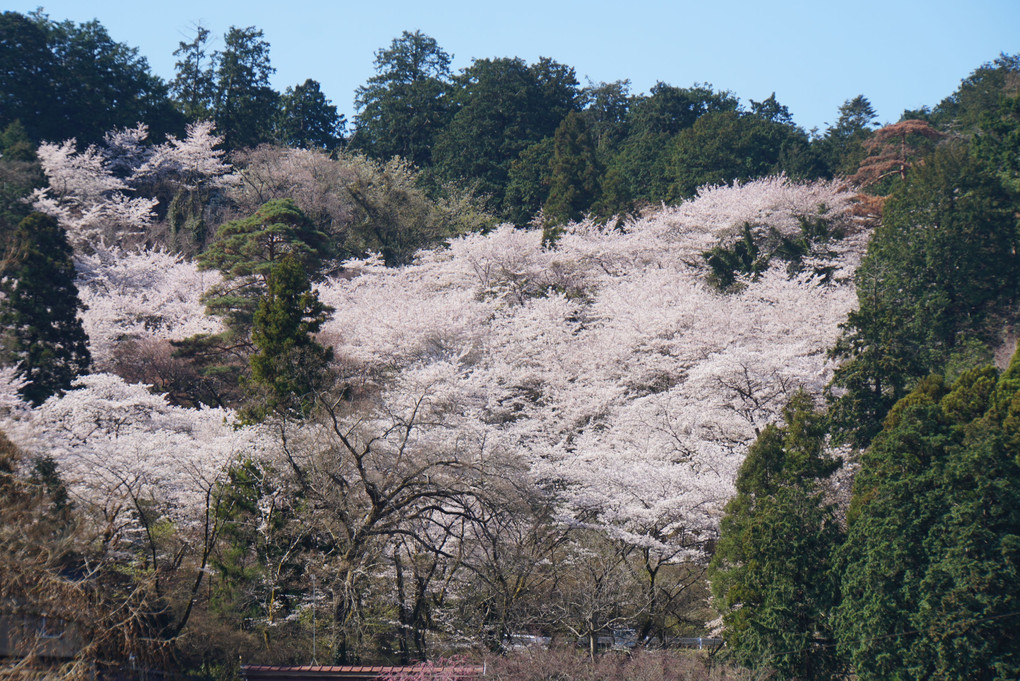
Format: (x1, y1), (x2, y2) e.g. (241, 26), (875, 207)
(9, 0), (1019, 133)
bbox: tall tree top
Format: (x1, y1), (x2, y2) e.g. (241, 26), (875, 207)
(359, 30), (452, 89)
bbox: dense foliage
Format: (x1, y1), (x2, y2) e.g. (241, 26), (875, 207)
(838, 360), (1020, 680)
(0, 212), (90, 404)
(709, 393), (843, 681)
(1, 11), (1019, 679)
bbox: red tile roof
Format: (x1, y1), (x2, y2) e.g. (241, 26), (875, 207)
(242, 664), (484, 681)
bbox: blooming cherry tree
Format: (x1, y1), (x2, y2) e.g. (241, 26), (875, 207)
(31, 138), (158, 249)
(134, 121), (234, 191)
(75, 244), (223, 368)
(315, 176), (865, 563)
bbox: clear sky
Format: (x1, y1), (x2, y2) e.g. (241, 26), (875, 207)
(9, 1), (1020, 132)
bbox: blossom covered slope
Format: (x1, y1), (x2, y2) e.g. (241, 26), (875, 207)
(316, 176), (866, 552)
(4, 172), (864, 560)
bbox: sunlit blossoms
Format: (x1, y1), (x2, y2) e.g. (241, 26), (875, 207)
(75, 245), (222, 368)
(316, 176), (866, 555)
(0, 373), (265, 530)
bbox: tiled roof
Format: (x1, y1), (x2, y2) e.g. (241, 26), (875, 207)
(241, 664), (484, 681)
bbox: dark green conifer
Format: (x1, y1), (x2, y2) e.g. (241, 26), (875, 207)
(0, 212), (90, 404)
(243, 255), (333, 422)
(709, 392), (843, 681)
(543, 111), (601, 245)
(837, 356), (1020, 680)
(199, 198), (331, 334)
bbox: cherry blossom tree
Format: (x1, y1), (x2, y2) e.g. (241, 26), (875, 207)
(134, 121), (234, 191)
(30, 123), (236, 252)
(265, 360), (489, 661)
(0, 372), (268, 636)
(3, 165), (868, 654)
(314, 176), (865, 585)
(30, 137), (157, 249)
(74, 244), (222, 369)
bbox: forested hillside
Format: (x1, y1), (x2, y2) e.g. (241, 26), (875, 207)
(1, 10), (1019, 681)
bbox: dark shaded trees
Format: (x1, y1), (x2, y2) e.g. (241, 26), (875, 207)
(170, 24), (216, 121)
(0, 212), (91, 405)
(245, 255), (333, 422)
(432, 57), (578, 216)
(929, 52), (1020, 133)
(503, 137), (555, 228)
(837, 360), (1020, 680)
(0, 12), (56, 143)
(669, 108), (814, 200)
(829, 143), (1020, 446)
(973, 93), (1020, 193)
(820, 95), (878, 177)
(1, 11), (181, 146)
(543, 112), (601, 237)
(277, 79), (345, 151)
(709, 392), (843, 681)
(598, 83), (738, 210)
(579, 80), (633, 152)
(214, 26), (279, 151)
(353, 31), (453, 168)
(0, 121), (43, 236)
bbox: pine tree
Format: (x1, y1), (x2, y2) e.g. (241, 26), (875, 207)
(198, 198), (331, 333)
(0, 212), (90, 404)
(244, 255), (332, 422)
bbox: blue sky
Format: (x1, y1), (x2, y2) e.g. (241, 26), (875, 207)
(10, 1), (1020, 132)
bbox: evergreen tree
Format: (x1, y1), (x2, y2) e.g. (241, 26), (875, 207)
(352, 30), (452, 168)
(750, 92), (794, 124)
(433, 57), (578, 216)
(199, 198), (331, 334)
(597, 83), (738, 209)
(579, 80), (632, 152)
(829, 143), (1020, 446)
(929, 52), (1020, 133)
(171, 24), (216, 121)
(837, 358), (1020, 680)
(820, 95), (878, 176)
(709, 392), (843, 681)
(35, 14), (182, 145)
(2, 11), (182, 146)
(0, 121), (43, 238)
(973, 93), (1020, 193)
(214, 26), (279, 151)
(503, 137), (554, 228)
(0, 212), (90, 405)
(543, 112), (601, 242)
(668, 109), (811, 200)
(277, 79), (345, 150)
(0, 11), (56, 142)
(244, 255), (333, 422)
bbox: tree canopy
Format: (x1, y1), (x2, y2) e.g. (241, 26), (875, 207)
(710, 392), (843, 681)
(838, 359), (1020, 680)
(352, 30), (453, 168)
(0, 212), (91, 404)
